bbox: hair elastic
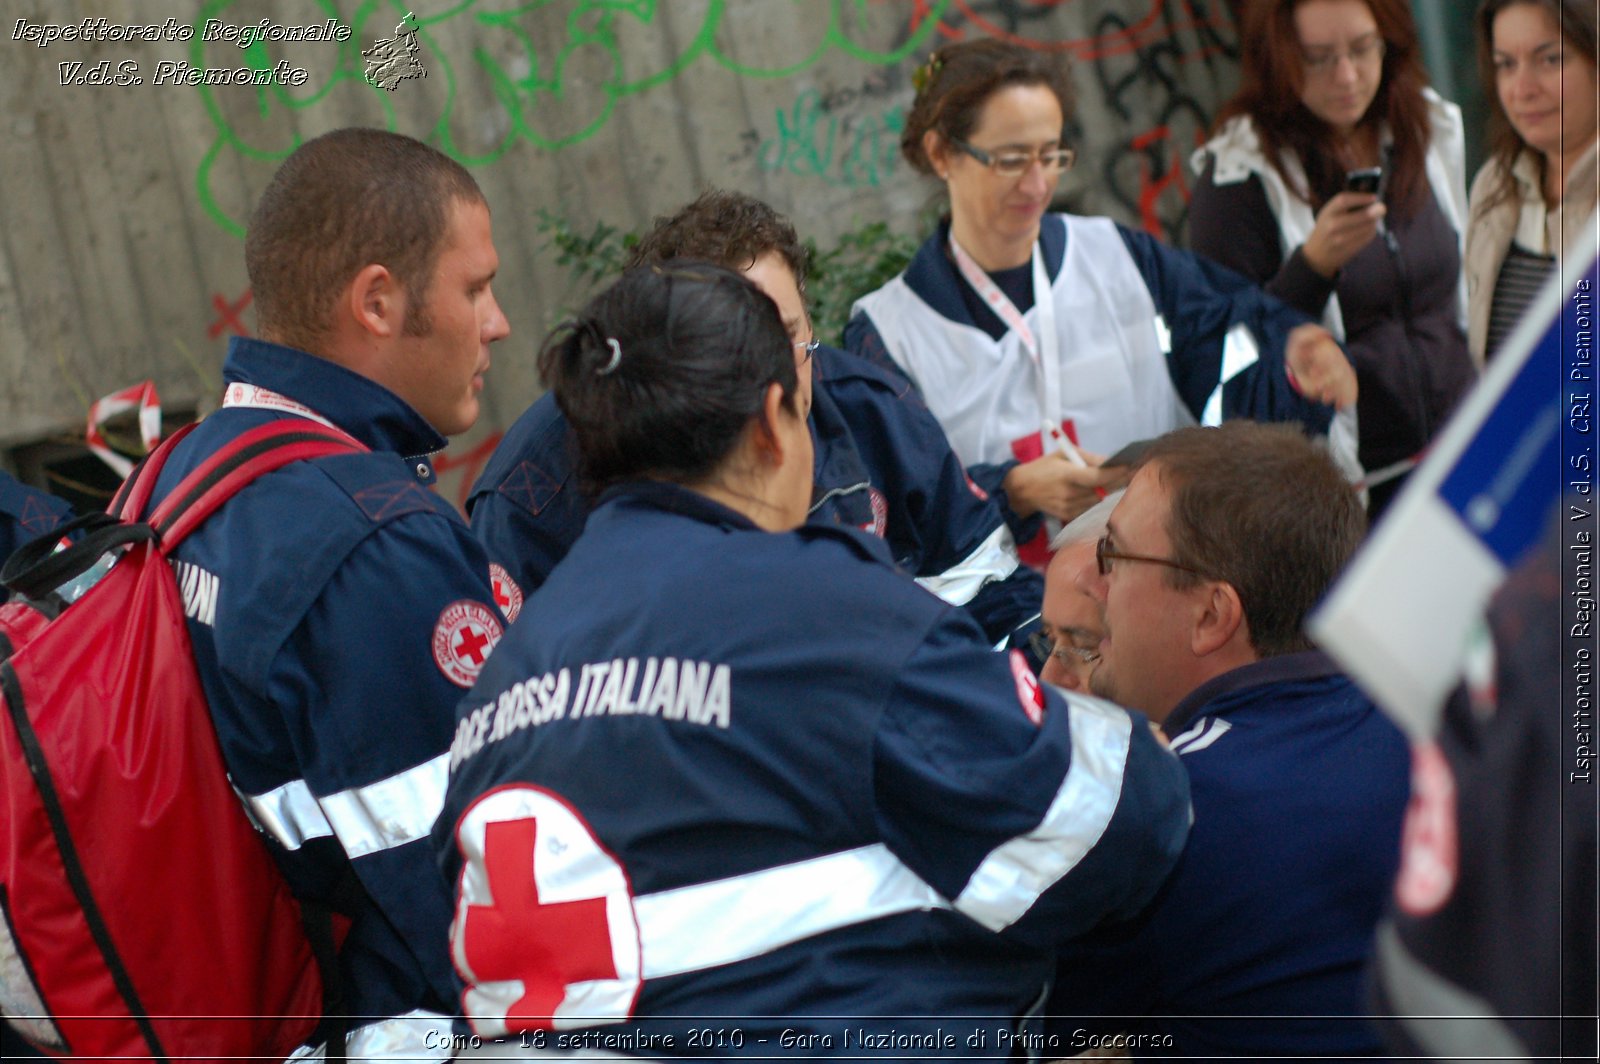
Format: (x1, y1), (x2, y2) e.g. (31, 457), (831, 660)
(597, 337), (623, 375)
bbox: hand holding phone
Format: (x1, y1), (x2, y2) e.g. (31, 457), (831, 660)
(1303, 171), (1388, 277)
(1344, 166), (1383, 196)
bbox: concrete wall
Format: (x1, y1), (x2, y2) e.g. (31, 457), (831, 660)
(0, 0), (1244, 509)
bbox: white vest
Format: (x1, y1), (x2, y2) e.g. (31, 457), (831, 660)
(852, 216), (1193, 468)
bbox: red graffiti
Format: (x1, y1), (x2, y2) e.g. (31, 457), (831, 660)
(1129, 124), (1198, 236)
(207, 288), (253, 339)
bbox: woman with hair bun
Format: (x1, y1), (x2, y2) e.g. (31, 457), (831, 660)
(846, 37), (1358, 564)
(434, 263), (1190, 1051)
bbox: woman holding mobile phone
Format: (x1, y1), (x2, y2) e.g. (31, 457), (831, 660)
(1189, 0), (1475, 517)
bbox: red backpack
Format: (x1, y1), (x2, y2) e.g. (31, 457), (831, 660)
(0, 420), (363, 1060)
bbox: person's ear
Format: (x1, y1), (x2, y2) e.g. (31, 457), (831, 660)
(346, 264), (402, 339)
(1190, 580), (1245, 657)
(923, 129), (952, 180)
(752, 382), (790, 466)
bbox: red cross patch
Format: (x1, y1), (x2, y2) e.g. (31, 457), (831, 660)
(489, 563), (523, 624)
(1393, 741), (1458, 916)
(1009, 649), (1045, 726)
(453, 785), (641, 1035)
(859, 486), (889, 538)
(433, 600), (504, 688)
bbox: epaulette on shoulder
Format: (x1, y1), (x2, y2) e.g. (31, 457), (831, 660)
(313, 451), (457, 525)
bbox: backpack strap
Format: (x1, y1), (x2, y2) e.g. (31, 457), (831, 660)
(143, 420), (366, 551)
(110, 421), (199, 523)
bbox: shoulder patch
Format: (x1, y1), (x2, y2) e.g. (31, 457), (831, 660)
(1009, 649), (1045, 726)
(1393, 740), (1458, 917)
(351, 479), (442, 522)
(488, 563), (523, 624)
(433, 600), (504, 688)
(314, 452), (454, 524)
(498, 457), (569, 517)
(861, 486), (888, 538)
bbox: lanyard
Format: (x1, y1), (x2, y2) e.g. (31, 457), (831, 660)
(221, 382), (343, 432)
(948, 235), (1077, 460)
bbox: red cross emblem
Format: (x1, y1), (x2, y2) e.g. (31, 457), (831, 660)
(432, 600), (504, 688)
(453, 787), (641, 1036)
(1394, 741), (1458, 916)
(489, 563), (523, 623)
(1010, 649), (1046, 726)
(462, 818), (616, 1027)
(455, 625), (490, 665)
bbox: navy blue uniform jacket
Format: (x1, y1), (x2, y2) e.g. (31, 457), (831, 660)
(437, 482), (1191, 1055)
(146, 338), (506, 1060)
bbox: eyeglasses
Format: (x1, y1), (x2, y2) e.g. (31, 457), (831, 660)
(1300, 36), (1386, 75)
(1095, 534), (1208, 578)
(951, 138), (1076, 177)
(793, 338), (819, 362)
(1028, 629), (1101, 669)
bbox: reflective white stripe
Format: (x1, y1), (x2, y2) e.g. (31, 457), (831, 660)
(243, 754), (448, 859)
(914, 524), (1021, 606)
(954, 693), (1133, 931)
(633, 844), (950, 979)
(346, 1009), (454, 1063)
(321, 753), (449, 859)
(1201, 323), (1262, 427)
(243, 778), (335, 851)
(1169, 717), (1233, 756)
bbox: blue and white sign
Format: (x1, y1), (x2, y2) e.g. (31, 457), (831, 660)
(1311, 219), (1598, 737)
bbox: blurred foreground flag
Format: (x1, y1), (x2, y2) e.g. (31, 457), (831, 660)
(1311, 220), (1599, 737)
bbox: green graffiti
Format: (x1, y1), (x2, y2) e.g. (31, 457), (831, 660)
(758, 89), (904, 190)
(194, 0), (952, 236)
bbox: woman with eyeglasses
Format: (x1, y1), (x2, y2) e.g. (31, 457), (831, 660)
(846, 37), (1358, 568)
(1465, 0), (1597, 367)
(1190, 0), (1476, 518)
(435, 263), (1190, 1051)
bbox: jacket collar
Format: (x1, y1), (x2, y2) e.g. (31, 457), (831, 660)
(901, 215), (1068, 325)
(1163, 650), (1345, 735)
(222, 337), (449, 472)
(806, 351), (872, 506)
(596, 480), (762, 533)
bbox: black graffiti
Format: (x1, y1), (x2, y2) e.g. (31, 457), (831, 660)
(1092, 0), (1240, 240)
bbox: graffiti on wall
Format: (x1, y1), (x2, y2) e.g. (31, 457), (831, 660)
(191, 0), (1237, 237)
(191, 0), (948, 235)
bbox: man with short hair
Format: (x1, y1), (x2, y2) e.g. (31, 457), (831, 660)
(469, 189), (1045, 650)
(145, 128), (510, 1060)
(1044, 421), (1410, 1061)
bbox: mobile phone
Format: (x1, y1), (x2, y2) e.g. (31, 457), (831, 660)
(1345, 166), (1383, 195)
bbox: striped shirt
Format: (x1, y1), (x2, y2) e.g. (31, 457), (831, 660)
(1486, 243), (1555, 362)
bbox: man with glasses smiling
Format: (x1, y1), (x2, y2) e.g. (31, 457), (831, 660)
(1043, 420), (1411, 1061)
